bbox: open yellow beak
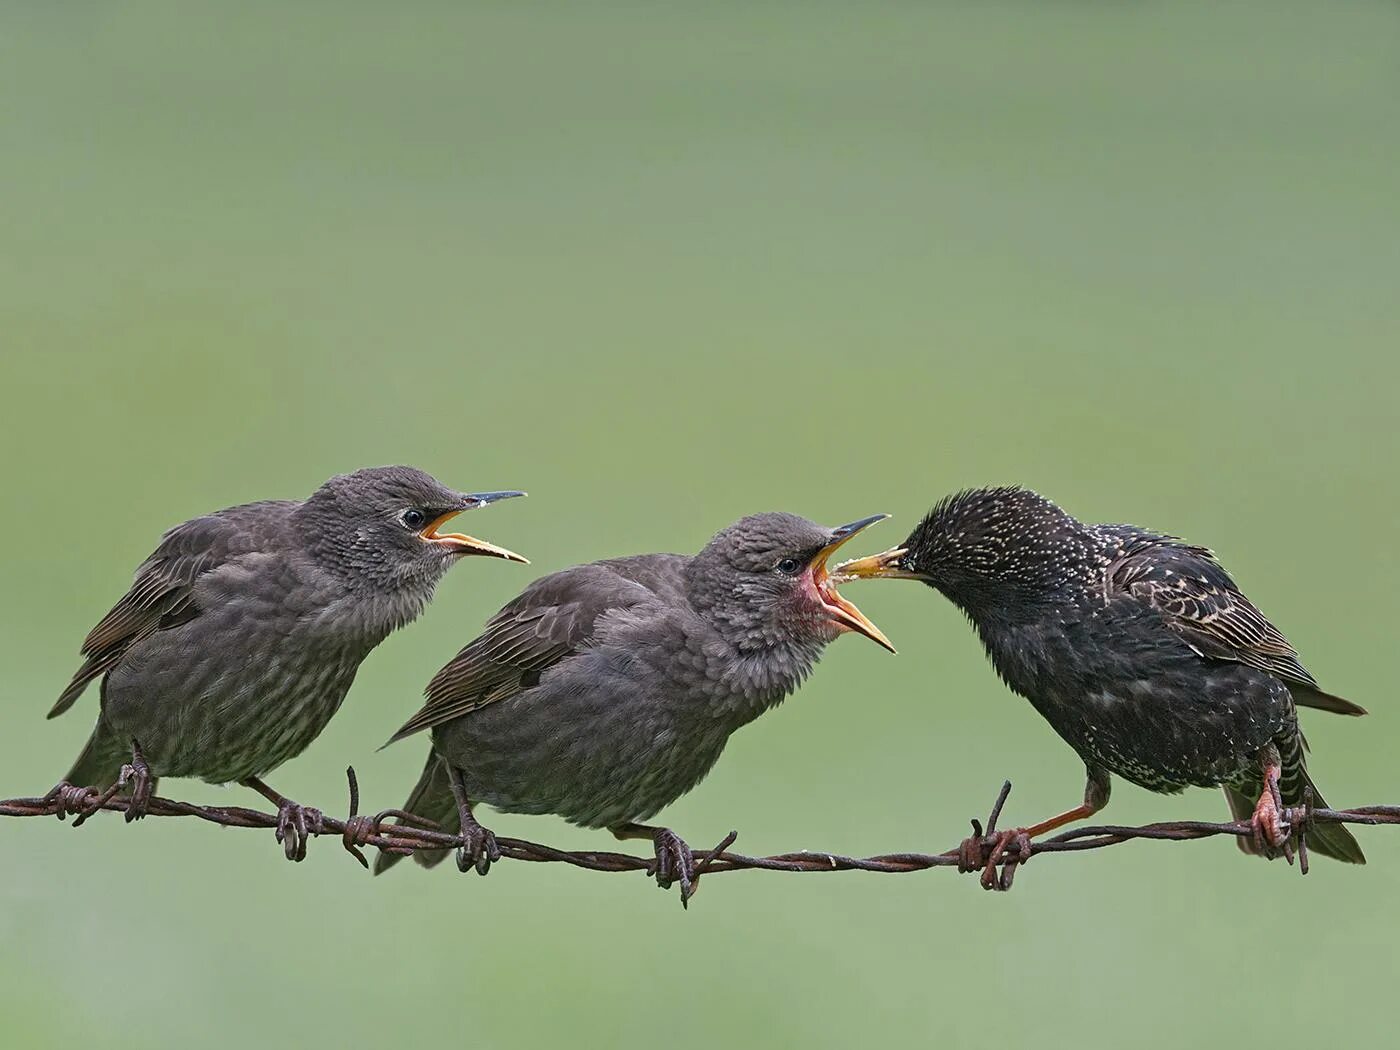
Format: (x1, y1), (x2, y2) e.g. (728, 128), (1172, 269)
(811, 516), (897, 653)
(421, 508), (529, 563)
(832, 547), (918, 581)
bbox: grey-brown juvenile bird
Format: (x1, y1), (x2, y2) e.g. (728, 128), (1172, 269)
(374, 511), (894, 900)
(837, 487), (1364, 881)
(51, 466), (526, 858)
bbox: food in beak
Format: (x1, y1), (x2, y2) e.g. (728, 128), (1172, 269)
(832, 547), (917, 581)
(810, 516), (896, 652)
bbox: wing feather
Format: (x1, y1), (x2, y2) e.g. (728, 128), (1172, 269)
(384, 564), (661, 744)
(49, 501), (292, 718)
(1104, 529), (1365, 716)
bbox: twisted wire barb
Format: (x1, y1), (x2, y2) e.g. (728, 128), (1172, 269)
(4, 773), (1395, 895)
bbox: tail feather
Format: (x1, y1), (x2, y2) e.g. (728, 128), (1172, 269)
(1289, 683), (1367, 718)
(372, 750), (460, 875)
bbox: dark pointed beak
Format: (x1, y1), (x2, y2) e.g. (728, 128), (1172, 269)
(810, 514), (897, 653)
(461, 490), (527, 507)
(421, 490), (529, 563)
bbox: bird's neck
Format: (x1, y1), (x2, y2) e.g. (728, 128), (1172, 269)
(937, 577), (1066, 626)
(349, 583), (439, 642)
(292, 543), (445, 645)
(709, 633), (827, 726)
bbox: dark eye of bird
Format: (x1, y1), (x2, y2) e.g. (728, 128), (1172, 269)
(401, 509), (428, 530)
(776, 557), (802, 575)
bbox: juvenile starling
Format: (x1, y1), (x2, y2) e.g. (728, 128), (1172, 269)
(51, 466), (526, 858)
(374, 511), (894, 899)
(837, 487), (1365, 875)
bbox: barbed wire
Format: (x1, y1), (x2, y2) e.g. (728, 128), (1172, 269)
(3, 772), (1394, 904)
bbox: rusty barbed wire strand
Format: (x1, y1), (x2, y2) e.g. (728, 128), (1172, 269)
(4, 772), (1396, 898)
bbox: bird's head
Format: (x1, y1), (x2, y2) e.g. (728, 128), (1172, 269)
(299, 465), (527, 596)
(835, 487), (1092, 612)
(687, 511), (896, 654)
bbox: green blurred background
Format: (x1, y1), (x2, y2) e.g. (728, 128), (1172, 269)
(3, 3), (1398, 1047)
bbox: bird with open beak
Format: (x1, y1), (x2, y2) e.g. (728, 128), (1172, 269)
(376, 511), (894, 903)
(50, 466), (527, 860)
(835, 486), (1364, 886)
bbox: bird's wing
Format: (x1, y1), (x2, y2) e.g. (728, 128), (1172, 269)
(384, 564), (660, 744)
(1105, 531), (1320, 687)
(49, 501), (293, 718)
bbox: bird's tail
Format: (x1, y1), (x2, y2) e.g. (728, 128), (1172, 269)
(65, 724), (132, 791)
(1288, 683), (1367, 718)
(1223, 767), (1365, 865)
(372, 750), (460, 875)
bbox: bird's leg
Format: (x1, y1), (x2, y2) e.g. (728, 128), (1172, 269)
(125, 742), (155, 821)
(1020, 800), (1105, 839)
(445, 763), (499, 876)
(961, 771), (1110, 891)
(1250, 745), (1290, 857)
(241, 776), (323, 862)
(73, 739), (156, 826)
(612, 822), (697, 906)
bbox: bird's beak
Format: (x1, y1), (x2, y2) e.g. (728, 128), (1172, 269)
(832, 546), (921, 581)
(421, 491), (529, 563)
(811, 515), (897, 653)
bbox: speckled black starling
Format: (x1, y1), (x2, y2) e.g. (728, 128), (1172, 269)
(837, 487), (1365, 867)
(51, 466), (526, 857)
(375, 511), (894, 898)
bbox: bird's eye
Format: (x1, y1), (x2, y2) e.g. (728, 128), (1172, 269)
(401, 509), (428, 530)
(776, 558), (802, 575)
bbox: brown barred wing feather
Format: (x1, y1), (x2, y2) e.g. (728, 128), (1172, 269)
(1107, 537), (1366, 717)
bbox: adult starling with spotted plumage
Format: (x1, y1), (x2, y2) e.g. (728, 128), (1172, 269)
(837, 486), (1365, 877)
(50, 466), (526, 858)
(374, 511), (894, 901)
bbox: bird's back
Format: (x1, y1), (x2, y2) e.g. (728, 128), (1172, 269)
(1093, 522), (1362, 714)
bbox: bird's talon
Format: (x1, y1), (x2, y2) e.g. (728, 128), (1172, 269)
(966, 828), (1029, 892)
(455, 824), (498, 876)
(1250, 788), (1291, 859)
(274, 800), (322, 862)
(650, 829), (695, 907)
(121, 754), (154, 822)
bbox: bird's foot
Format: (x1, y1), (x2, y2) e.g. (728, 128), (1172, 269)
(648, 827), (697, 906)
(71, 745), (155, 828)
(1251, 787), (1293, 862)
(454, 816), (500, 876)
(121, 750), (155, 822)
(443, 764), (499, 875)
(955, 781), (1030, 891)
(958, 822), (1031, 891)
(274, 798), (325, 863)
